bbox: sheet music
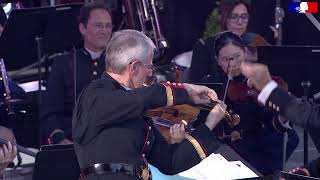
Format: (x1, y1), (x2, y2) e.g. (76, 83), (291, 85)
(227, 161), (259, 179)
(178, 153), (258, 180)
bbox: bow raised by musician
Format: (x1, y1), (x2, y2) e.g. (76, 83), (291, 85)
(191, 31), (299, 175)
(241, 62), (320, 178)
(41, 2), (113, 145)
(189, 0), (269, 83)
(72, 29), (228, 180)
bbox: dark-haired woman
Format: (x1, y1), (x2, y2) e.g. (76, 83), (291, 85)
(197, 31), (299, 175)
(189, 0), (268, 83)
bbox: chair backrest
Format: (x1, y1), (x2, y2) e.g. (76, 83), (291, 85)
(32, 144), (80, 180)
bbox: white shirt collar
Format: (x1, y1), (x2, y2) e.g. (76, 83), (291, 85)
(85, 47), (103, 59)
(120, 83), (132, 90)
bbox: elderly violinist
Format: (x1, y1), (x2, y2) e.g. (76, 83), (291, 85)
(241, 62), (320, 178)
(72, 29), (227, 180)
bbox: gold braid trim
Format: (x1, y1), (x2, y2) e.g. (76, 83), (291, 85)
(164, 86), (174, 106)
(185, 134), (207, 160)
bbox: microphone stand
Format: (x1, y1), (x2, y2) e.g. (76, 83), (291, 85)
(274, 0), (287, 170)
(301, 81), (311, 165)
(275, 0), (284, 45)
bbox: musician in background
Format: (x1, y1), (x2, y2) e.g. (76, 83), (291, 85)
(194, 31), (299, 175)
(41, 2), (112, 145)
(241, 62), (320, 178)
(189, 0), (269, 83)
(72, 29), (226, 180)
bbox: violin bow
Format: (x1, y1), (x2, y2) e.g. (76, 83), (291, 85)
(222, 58), (233, 102)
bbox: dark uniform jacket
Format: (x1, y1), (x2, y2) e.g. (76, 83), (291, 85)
(72, 73), (221, 180)
(266, 87), (320, 178)
(41, 48), (105, 142)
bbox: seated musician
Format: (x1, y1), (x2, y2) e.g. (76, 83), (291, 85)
(192, 31), (299, 175)
(189, 0), (269, 83)
(41, 2), (112, 145)
(72, 29), (227, 180)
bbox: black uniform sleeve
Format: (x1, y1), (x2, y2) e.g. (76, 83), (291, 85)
(147, 124), (220, 175)
(41, 57), (66, 141)
(72, 81), (190, 144)
(266, 87), (320, 130)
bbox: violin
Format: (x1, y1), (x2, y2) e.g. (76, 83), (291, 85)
(143, 104), (198, 143)
(227, 76), (288, 103)
(143, 103), (240, 143)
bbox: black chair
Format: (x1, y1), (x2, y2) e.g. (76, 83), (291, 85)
(32, 144), (80, 180)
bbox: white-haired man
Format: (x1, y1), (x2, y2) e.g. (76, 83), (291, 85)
(72, 29), (227, 180)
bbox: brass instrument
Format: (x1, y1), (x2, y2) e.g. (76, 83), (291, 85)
(121, 0), (168, 59)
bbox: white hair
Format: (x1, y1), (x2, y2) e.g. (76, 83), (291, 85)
(105, 29), (156, 74)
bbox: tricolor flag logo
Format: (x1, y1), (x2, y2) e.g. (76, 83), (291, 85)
(288, 2), (318, 13)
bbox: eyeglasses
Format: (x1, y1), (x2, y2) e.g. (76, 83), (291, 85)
(129, 61), (156, 72)
(89, 22), (113, 30)
(228, 13), (249, 23)
(140, 63), (157, 86)
(141, 62), (156, 72)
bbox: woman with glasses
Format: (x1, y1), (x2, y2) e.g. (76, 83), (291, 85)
(195, 31), (299, 175)
(189, 0), (269, 83)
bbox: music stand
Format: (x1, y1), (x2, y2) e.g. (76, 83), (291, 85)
(32, 144), (80, 180)
(258, 45), (320, 166)
(258, 46), (320, 97)
(0, 3), (83, 70)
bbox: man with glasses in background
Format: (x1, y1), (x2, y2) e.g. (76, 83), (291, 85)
(41, 2), (113, 145)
